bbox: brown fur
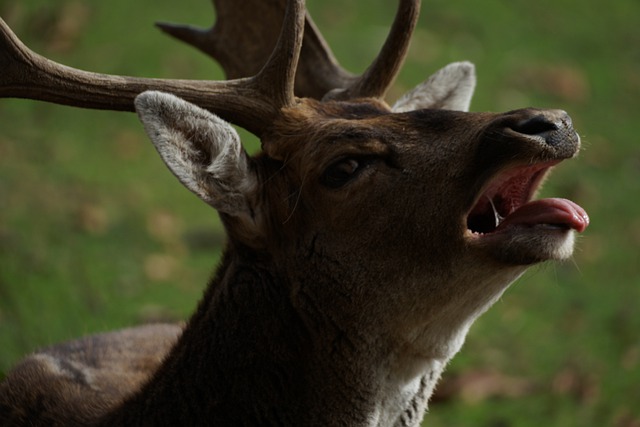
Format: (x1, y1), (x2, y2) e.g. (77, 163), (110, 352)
(0, 324), (181, 426)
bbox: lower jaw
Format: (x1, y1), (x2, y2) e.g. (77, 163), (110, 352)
(469, 225), (576, 265)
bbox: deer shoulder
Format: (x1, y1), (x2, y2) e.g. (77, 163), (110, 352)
(0, 324), (181, 426)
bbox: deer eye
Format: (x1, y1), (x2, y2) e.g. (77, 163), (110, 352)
(321, 157), (375, 189)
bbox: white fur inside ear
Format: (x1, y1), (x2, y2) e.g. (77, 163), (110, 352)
(392, 61), (476, 112)
(134, 91), (257, 219)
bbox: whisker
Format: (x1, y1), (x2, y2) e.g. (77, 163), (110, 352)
(283, 170), (307, 224)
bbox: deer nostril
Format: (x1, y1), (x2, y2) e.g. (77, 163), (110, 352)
(511, 115), (559, 136)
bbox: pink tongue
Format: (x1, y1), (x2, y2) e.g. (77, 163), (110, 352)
(497, 198), (589, 233)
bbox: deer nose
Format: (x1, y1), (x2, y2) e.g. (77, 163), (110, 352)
(509, 109), (576, 147)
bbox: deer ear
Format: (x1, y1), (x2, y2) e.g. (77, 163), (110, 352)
(392, 61), (476, 112)
(135, 91), (258, 223)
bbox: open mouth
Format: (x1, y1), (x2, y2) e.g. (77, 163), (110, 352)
(466, 163), (589, 236)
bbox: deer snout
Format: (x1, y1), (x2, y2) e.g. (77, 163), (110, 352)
(512, 109), (574, 143)
(499, 109), (580, 158)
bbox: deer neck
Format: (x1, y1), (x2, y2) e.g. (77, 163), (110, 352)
(101, 246), (510, 427)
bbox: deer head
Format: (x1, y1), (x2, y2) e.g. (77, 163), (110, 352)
(0, 0), (588, 425)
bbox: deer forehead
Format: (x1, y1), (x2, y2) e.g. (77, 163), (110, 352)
(263, 98), (463, 167)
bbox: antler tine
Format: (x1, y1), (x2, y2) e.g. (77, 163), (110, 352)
(250, 0), (305, 109)
(0, 0), (305, 136)
(325, 0), (421, 101)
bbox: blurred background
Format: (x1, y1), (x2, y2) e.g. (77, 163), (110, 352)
(0, 0), (638, 425)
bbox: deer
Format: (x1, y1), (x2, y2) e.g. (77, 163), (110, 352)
(0, 0), (589, 425)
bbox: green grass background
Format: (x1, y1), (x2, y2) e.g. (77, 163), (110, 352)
(0, 0), (638, 426)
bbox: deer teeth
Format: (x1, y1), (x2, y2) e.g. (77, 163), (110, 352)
(488, 197), (504, 228)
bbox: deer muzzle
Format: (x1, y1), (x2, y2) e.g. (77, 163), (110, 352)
(464, 108), (589, 264)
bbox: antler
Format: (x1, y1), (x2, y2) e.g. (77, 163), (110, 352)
(0, 0), (420, 134)
(0, 0), (305, 136)
(157, 0), (420, 101)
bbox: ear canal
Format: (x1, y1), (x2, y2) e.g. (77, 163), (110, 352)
(392, 61), (476, 112)
(134, 91), (258, 221)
